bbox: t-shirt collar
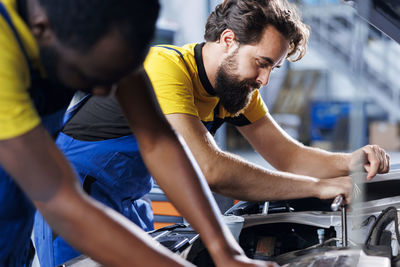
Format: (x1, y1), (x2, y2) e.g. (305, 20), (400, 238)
(194, 43), (217, 96)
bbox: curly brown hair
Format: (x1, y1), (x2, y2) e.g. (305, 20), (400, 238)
(204, 0), (310, 62)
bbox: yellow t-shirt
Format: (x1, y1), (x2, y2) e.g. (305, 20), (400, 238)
(144, 43), (268, 131)
(0, 0), (41, 140)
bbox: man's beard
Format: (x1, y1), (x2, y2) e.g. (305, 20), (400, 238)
(214, 50), (260, 116)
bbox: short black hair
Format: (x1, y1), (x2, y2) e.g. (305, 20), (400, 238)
(38, 0), (160, 56)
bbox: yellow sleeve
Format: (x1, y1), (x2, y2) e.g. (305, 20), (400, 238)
(242, 90), (269, 123)
(0, 17), (40, 140)
(144, 48), (199, 117)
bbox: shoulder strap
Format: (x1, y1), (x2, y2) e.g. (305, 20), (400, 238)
(63, 93), (92, 125)
(0, 3), (32, 72)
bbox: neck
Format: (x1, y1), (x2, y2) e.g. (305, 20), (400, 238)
(202, 42), (223, 88)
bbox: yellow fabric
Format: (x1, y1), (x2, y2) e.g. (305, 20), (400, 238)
(144, 43), (268, 124)
(0, 0), (41, 140)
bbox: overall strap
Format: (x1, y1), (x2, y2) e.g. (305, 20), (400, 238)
(0, 3), (33, 72)
(63, 93), (92, 125)
(0, 2), (75, 137)
(203, 102), (225, 136)
(210, 103), (225, 135)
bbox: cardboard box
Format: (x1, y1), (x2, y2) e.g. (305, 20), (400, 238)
(369, 122), (400, 151)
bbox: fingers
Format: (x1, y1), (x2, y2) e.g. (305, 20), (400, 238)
(383, 152), (390, 173)
(317, 176), (352, 203)
(345, 177), (353, 204)
(363, 145), (379, 180)
(344, 187), (352, 205)
(353, 183), (361, 197)
(376, 146), (385, 171)
(386, 154), (391, 171)
(375, 145), (390, 172)
(362, 145), (390, 181)
(339, 182), (363, 207)
(336, 177), (353, 205)
(229, 258), (280, 267)
(322, 176), (363, 206)
(350, 183), (361, 204)
(262, 262), (280, 267)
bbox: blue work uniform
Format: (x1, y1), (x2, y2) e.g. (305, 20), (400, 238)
(0, 3), (74, 267)
(34, 96), (154, 266)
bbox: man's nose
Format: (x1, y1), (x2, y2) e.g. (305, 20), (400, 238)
(257, 68), (271, 86)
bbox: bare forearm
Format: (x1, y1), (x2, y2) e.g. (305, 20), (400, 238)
(238, 115), (351, 180)
(115, 72), (242, 264)
(283, 145), (351, 179)
(139, 133), (239, 262)
(202, 150), (326, 201)
(36, 183), (188, 267)
(0, 126), (189, 267)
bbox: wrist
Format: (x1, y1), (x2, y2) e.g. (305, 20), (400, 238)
(313, 178), (325, 199)
(345, 152), (354, 173)
(204, 232), (243, 265)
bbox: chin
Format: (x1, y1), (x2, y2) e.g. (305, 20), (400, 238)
(230, 99), (253, 117)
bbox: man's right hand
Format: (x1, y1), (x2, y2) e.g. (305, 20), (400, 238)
(315, 176), (353, 204)
(216, 254), (279, 267)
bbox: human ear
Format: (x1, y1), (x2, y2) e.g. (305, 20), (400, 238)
(28, 1), (54, 46)
(219, 29), (238, 52)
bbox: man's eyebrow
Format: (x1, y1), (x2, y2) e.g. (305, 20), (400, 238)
(259, 56), (276, 66)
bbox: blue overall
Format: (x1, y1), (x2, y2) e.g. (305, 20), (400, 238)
(34, 132), (154, 266)
(34, 44), (221, 266)
(0, 3), (74, 267)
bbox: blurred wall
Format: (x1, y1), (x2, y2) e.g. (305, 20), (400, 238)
(157, 0), (224, 45)
(158, 0), (207, 45)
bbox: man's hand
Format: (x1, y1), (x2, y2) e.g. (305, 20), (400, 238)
(349, 145), (390, 181)
(316, 176), (353, 205)
(217, 254), (279, 267)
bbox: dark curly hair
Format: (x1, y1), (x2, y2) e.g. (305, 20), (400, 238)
(38, 0), (160, 57)
(205, 0), (310, 62)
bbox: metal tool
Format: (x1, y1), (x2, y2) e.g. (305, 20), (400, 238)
(331, 195), (348, 247)
(262, 201), (269, 214)
(330, 195), (343, 212)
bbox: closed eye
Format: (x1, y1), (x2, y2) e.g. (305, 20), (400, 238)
(256, 60), (271, 69)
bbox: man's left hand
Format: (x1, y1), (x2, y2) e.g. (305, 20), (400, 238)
(349, 145), (390, 181)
